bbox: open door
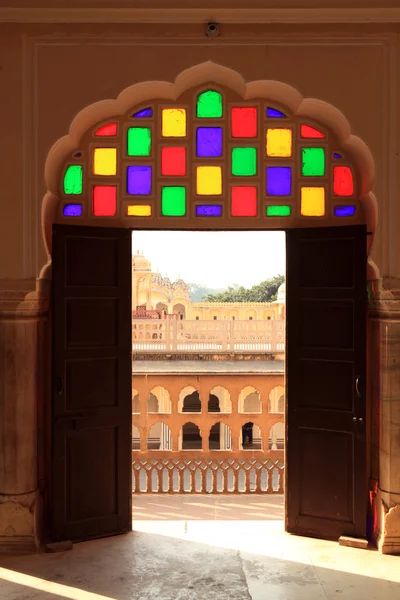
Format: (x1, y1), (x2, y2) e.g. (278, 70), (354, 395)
(286, 225), (367, 540)
(51, 225), (132, 542)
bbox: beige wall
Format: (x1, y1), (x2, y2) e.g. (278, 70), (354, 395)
(0, 22), (398, 282)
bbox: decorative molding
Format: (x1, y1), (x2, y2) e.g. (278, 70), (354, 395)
(2, 8), (400, 25)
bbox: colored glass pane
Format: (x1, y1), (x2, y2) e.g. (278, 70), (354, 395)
(127, 205), (152, 217)
(197, 90), (223, 118)
(301, 187), (325, 216)
(73, 152), (82, 158)
(301, 124), (325, 139)
(266, 205), (291, 217)
(334, 153), (342, 159)
(266, 129), (292, 157)
(132, 108), (153, 118)
(196, 127), (223, 157)
(267, 108), (286, 118)
(127, 166), (152, 195)
(95, 122), (117, 136)
(161, 147), (186, 176)
(231, 186), (257, 217)
(334, 166), (354, 196)
(231, 107), (257, 138)
(93, 148), (117, 175)
(63, 204), (82, 217)
(196, 205), (222, 217)
(64, 165), (83, 194)
(162, 108), (186, 137)
(161, 186), (186, 216)
(127, 128), (151, 157)
(302, 148), (325, 176)
(93, 186), (117, 216)
(232, 147), (257, 176)
(196, 166), (222, 195)
(266, 167), (292, 196)
(335, 205), (356, 217)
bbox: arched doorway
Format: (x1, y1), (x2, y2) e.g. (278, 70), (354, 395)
(45, 62), (376, 544)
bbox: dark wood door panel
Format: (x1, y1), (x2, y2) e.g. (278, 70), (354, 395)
(52, 225), (132, 543)
(286, 225), (367, 540)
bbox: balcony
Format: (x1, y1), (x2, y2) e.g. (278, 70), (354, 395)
(132, 318), (285, 354)
(132, 360), (285, 495)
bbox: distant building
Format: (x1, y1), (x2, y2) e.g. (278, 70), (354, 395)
(132, 251), (284, 320)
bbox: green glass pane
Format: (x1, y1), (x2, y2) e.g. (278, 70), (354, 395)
(232, 147), (257, 176)
(127, 127), (151, 156)
(161, 186), (186, 216)
(301, 147), (325, 176)
(64, 165), (83, 194)
(266, 205), (291, 217)
(197, 90), (223, 118)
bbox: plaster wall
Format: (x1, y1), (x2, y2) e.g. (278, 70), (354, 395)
(1, 16), (400, 553)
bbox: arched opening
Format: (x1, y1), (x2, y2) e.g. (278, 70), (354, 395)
(172, 303), (186, 319)
(209, 386), (232, 413)
(239, 386), (262, 413)
(269, 386), (285, 413)
(147, 393), (159, 414)
(269, 422), (285, 451)
(178, 386), (201, 413)
(147, 423), (172, 451)
(181, 422), (202, 450)
(149, 386), (171, 414)
(209, 422), (232, 450)
(155, 302), (168, 314)
(44, 62), (376, 545)
(240, 422), (262, 450)
(208, 394), (220, 413)
(132, 389), (140, 414)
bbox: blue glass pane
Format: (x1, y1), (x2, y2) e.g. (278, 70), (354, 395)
(335, 205), (356, 217)
(334, 153), (342, 159)
(196, 205), (222, 217)
(132, 107), (153, 118)
(266, 167), (292, 196)
(127, 166), (152, 195)
(196, 127), (223, 157)
(63, 204), (82, 217)
(267, 107), (286, 118)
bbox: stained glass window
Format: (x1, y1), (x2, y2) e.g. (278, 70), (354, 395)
(60, 88), (359, 224)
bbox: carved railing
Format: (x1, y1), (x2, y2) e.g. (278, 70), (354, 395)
(132, 373), (285, 494)
(132, 455), (284, 494)
(132, 319), (285, 353)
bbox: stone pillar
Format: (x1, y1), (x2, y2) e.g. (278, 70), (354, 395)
(0, 283), (49, 553)
(370, 281), (400, 554)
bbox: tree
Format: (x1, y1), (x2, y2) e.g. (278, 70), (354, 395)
(204, 275), (284, 303)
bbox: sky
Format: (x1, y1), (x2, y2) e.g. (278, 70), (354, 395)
(131, 231), (286, 288)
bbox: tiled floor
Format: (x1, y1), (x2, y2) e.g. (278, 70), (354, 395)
(1, 495), (400, 600)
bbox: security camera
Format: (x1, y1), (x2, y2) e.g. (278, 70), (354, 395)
(206, 23), (220, 38)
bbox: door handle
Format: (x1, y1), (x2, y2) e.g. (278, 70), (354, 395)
(355, 376), (361, 398)
(56, 376), (64, 395)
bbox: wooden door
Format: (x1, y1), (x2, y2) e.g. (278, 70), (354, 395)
(286, 225), (367, 540)
(51, 225), (132, 542)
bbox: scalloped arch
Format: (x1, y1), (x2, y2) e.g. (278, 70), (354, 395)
(41, 61), (378, 278)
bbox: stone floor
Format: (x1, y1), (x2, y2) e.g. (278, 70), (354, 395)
(1, 495), (400, 600)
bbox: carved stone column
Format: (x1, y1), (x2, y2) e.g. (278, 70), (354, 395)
(369, 279), (400, 554)
(0, 281), (49, 553)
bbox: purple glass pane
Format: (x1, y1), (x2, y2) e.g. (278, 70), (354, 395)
(334, 153), (342, 159)
(266, 167), (292, 196)
(196, 205), (222, 217)
(63, 204), (82, 217)
(196, 127), (223, 157)
(127, 166), (152, 195)
(335, 205), (356, 217)
(267, 107), (286, 118)
(132, 107), (153, 118)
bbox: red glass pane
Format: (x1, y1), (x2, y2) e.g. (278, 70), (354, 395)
(231, 186), (257, 217)
(334, 166), (354, 196)
(161, 147), (186, 176)
(93, 186), (117, 216)
(301, 124), (325, 139)
(231, 107), (257, 138)
(95, 122), (118, 136)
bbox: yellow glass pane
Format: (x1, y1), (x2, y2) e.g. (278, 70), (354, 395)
(127, 205), (152, 217)
(301, 187), (325, 216)
(162, 108), (186, 137)
(93, 148), (117, 175)
(266, 128), (292, 157)
(196, 166), (222, 195)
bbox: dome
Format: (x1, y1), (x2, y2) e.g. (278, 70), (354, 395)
(277, 282), (286, 303)
(132, 251), (151, 272)
(173, 278), (188, 290)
